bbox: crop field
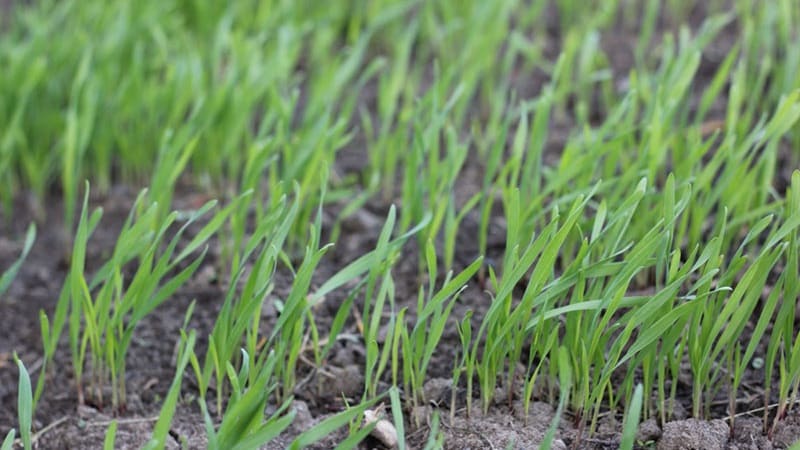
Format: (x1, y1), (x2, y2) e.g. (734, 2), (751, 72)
(1, 0), (800, 448)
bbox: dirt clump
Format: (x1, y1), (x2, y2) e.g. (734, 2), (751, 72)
(658, 418), (729, 450)
(434, 401), (559, 450)
(772, 412), (800, 449)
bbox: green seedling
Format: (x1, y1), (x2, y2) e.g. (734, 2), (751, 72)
(49, 184), (242, 409)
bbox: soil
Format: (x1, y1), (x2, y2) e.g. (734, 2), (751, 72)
(2, 2), (800, 450)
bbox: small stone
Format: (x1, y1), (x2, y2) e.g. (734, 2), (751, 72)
(364, 408), (398, 449)
(290, 400), (314, 432)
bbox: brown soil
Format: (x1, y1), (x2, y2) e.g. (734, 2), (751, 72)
(2, 2), (800, 450)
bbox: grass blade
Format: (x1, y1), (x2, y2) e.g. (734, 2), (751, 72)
(619, 384), (644, 450)
(0, 223), (36, 297)
(14, 354), (32, 450)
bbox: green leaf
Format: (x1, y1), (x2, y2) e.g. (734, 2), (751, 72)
(1, 430), (15, 450)
(390, 387), (406, 450)
(103, 421), (118, 450)
(230, 411), (296, 450)
(619, 384), (643, 450)
(310, 212), (430, 302)
(14, 354), (32, 450)
(0, 223), (35, 298)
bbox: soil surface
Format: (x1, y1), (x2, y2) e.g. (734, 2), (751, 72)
(2, 2), (800, 450)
